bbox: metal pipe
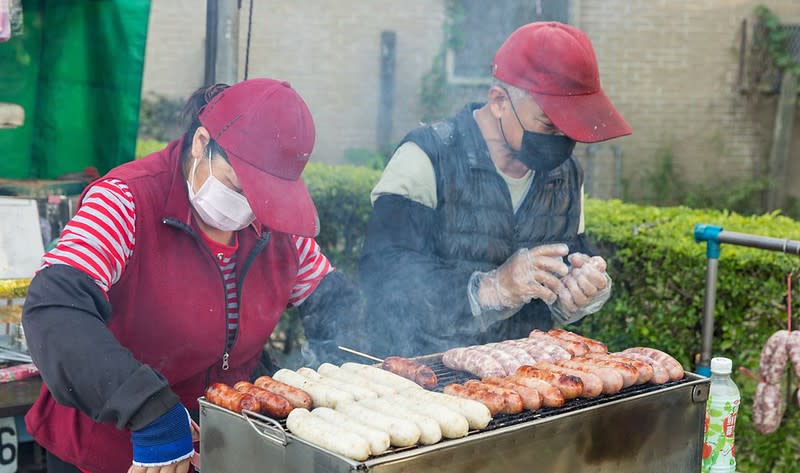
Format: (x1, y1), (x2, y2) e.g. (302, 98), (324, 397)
(698, 258), (718, 377)
(716, 231), (800, 255)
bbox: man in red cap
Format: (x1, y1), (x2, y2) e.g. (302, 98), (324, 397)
(22, 79), (360, 473)
(360, 22), (631, 357)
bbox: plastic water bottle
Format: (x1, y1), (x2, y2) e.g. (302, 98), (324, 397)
(702, 357), (740, 473)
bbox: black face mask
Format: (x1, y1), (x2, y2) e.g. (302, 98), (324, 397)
(500, 93), (576, 173)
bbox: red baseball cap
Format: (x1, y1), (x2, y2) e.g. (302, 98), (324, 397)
(199, 78), (320, 237)
(492, 22), (631, 143)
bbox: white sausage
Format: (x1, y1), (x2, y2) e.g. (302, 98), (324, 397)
(385, 394), (469, 439)
(336, 401), (420, 447)
(358, 398), (442, 445)
(340, 363), (423, 391)
(287, 408), (370, 461)
(273, 369), (353, 408)
(311, 407), (391, 455)
(400, 388), (491, 430)
(318, 363), (397, 396)
(298, 367), (379, 401)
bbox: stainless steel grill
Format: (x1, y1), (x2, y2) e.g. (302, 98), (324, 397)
(199, 354), (710, 473)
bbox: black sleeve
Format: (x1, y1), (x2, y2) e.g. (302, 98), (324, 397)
(358, 195), (487, 357)
(297, 270), (365, 366)
(574, 232), (600, 257)
(22, 264), (179, 430)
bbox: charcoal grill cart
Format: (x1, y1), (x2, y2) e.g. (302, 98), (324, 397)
(199, 354), (710, 473)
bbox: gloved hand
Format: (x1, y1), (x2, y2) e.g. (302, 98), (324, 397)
(550, 253), (612, 324)
(129, 402), (194, 473)
(472, 244), (570, 312)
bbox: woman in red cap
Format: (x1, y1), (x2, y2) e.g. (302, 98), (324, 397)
(22, 79), (359, 473)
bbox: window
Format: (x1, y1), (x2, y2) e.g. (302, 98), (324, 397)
(447, 0), (570, 84)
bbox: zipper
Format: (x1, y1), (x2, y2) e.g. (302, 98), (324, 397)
(163, 218), (241, 381)
(229, 231), (272, 351)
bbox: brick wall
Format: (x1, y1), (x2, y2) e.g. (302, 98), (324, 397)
(141, 0), (445, 164)
(574, 0), (800, 201)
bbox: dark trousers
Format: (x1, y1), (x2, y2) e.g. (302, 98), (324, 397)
(46, 451), (82, 473)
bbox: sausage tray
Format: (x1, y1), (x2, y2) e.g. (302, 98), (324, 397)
(198, 353), (710, 473)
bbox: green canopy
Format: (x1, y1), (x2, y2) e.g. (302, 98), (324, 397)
(0, 0), (150, 179)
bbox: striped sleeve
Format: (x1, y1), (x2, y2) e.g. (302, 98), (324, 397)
(40, 179), (136, 294)
(288, 236), (334, 306)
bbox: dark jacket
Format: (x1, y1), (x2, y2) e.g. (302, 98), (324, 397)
(359, 103), (589, 358)
(23, 140), (358, 473)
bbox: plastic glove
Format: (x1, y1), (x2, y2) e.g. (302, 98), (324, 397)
(129, 402), (194, 472)
(468, 244), (569, 328)
(550, 253), (612, 324)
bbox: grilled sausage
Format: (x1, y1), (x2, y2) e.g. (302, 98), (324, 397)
(464, 380), (524, 415)
(622, 347), (685, 381)
(548, 329), (608, 353)
(336, 401), (421, 447)
(381, 357), (439, 389)
(385, 394), (469, 439)
(312, 407), (391, 455)
(317, 363), (396, 396)
(588, 353), (654, 385)
(481, 376), (542, 411)
(401, 388), (492, 430)
(507, 375), (565, 408)
(471, 345), (521, 376)
(610, 352), (669, 385)
(573, 356), (638, 388)
(287, 408), (371, 461)
(443, 383), (505, 416)
(297, 367), (379, 401)
(206, 383), (260, 414)
(340, 363), (423, 392)
(515, 365), (584, 399)
(555, 359), (624, 394)
(254, 375), (313, 409)
(442, 347), (506, 378)
(507, 339), (571, 363)
(273, 369), (354, 408)
(233, 381), (293, 418)
(493, 342), (539, 365)
(359, 398), (442, 445)
(529, 329), (589, 356)
(532, 362), (603, 398)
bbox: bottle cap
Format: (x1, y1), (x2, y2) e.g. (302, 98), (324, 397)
(710, 357), (732, 375)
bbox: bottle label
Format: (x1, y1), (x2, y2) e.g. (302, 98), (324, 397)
(702, 394), (740, 473)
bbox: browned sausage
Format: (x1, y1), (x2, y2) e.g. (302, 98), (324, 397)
(482, 376), (542, 411)
(622, 347), (685, 381)
(515, 365), (584, 399)
(234, 381), (294, 419)
(206, 383), (261, 413)
(529, 330), (588, 356)
(254, 375), (313, 409)
(572, 356), (638, 388)
(464, 380), (524, 415)
(532, 362), (603, 398)
(587, 353), (654, 384)
(548, 329), (608, 353)
(507, 375), (565, 408)
(443, 383), (505, 416)
(555, 359), (624, 394)
(381, 356), (439, 389)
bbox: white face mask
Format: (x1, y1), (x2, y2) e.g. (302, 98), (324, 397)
(187, 153), (256, 232)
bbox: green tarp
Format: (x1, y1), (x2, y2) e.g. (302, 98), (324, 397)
(0, 0), (150, 179)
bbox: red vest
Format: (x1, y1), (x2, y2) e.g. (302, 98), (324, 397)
(25, 141), (298, 472)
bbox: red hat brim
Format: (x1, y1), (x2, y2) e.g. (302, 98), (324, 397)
(531, 88), (632, 143)
(229, 151), (319, 237)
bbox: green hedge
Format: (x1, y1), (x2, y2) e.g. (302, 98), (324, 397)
(578, 200), (800, 473)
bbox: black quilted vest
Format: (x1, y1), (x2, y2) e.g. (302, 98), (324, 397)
(401, 103), (584, 341)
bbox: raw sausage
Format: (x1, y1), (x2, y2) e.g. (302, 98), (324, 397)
(336, 401), (421, 447)
(312, 407), (391, 455)
(384, 394), (469, 439)
(340, 363), (423, 392)
(401, 388), (492, 430)
(358, 398), (442, 445)
(287, 408), (371, 461)
(317, 363), (396, 396)
(273, 369), (354, 408)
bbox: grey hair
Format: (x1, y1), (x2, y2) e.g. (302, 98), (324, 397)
(491, 79), (530, 102)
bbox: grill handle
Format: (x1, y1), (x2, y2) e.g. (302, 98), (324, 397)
(242, 409), (288, 447)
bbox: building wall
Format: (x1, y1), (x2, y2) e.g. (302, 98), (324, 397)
(573, 0), (800, 201)
(141, 0), (445, 164)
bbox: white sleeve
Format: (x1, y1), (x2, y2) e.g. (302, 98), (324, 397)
(578, 184), (585, 234)
(370, 142), (438, 209)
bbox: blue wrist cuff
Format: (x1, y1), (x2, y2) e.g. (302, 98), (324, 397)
(131, 402), (193, 466)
